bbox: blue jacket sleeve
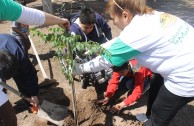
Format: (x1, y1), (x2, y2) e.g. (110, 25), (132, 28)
(95, 13), (112, 40)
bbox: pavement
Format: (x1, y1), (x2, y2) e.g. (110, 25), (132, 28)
(147, 0), (194, 26)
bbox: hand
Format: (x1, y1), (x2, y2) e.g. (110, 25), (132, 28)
(58, 18), (70, 29)
(30, 96), (39, 107)
(110, 102), (126, 114)
(72, 61), (84, 75)
(97, 97), (110, 105)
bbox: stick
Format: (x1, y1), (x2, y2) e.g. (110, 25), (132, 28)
(28, 35), (48, 79)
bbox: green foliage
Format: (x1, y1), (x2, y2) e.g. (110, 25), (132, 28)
(31, 27), (110, 84)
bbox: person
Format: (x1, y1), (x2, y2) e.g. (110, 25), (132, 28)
(70, 7), (112, 44)
(70, 7), (113, 87)
(0, 0), (70, 125)
(98, 59), (152, 113)
(98, 59), (164, 123)
(0, 34), (39, 126)
(73, 0), (194, 125)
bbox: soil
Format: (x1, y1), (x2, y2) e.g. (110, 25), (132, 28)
(1, 0), (194, 126)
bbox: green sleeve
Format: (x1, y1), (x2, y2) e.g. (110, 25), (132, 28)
(0, 0), (22, 21)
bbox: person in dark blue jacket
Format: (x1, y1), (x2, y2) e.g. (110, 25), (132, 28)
(0, 34), (39, 107)
(70, 8), (112, 44)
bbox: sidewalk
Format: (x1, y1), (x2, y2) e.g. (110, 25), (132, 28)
(148, 0), (194, 26)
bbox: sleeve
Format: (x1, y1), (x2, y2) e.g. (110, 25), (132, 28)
(123, 67), (147, 106)
(82, 55), (113, 73)
(13, 51), (39, 96)
(105, 72), (120, 98)
(7, 37), (39, 96)
(16, 6), (45, 25)
(97, 14), (112, 40)
(0, 0), (22, 21)
(0, 0), (45, 25)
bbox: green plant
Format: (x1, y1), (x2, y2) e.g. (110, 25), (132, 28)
(31, 27), (110, 125)
(31, 27), (109, 83)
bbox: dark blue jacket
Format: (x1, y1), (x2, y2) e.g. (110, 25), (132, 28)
(0, 34), (38, 96)
(70, 13), (112, 44)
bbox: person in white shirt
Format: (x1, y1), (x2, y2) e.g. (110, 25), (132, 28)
(73, 0), (194, 125)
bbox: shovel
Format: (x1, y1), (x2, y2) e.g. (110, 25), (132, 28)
(0, 81), (68, 126)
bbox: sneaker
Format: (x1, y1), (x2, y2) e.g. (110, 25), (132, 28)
(136, 114), (148, 122)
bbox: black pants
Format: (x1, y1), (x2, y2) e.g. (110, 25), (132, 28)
(144, 84), (194, 126)
(0, 101), (17, 126)
(146, 73), (164, 117)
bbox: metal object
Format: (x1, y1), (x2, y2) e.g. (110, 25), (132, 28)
(0, 81), (68, 126)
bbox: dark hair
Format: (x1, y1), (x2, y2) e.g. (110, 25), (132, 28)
(79, 8), (96, 25)
(112, 61), (129, 72)
(0, 51), (18, 80)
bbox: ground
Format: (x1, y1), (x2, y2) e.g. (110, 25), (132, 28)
(1, 0), (194, 126)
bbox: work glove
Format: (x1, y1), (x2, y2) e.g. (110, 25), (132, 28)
(72, 61), (84, 75)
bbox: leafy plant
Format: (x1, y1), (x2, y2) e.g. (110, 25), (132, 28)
(31, 27), (109, 84)
(31, 27), (110, 125)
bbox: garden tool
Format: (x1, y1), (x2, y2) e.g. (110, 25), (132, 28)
(0, 81), (68, 126)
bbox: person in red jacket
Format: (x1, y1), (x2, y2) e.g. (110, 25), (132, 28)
(98, 59), (152, 111)
(97, 59), (163, 122)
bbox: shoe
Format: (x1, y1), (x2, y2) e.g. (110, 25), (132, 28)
(136, 114), (148, 122)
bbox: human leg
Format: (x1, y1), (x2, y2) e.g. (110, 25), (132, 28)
(146, 73), (163, 117)
(144, 85), (194, 126)
(136, 74), (164, 122)
(0, 101), (17, 126)
(118, 77), (134, 91)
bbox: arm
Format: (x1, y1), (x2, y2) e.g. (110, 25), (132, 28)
(0, 0), (69, 28)
(73, 36), (141, 75)
(17, 5), (69, 28)
(110, 67), (150, 113)
(74, 55), (113, 75)
(123, 67), (151, 106)
(105, 72), (121, 98)
(97, 71), (120, 105)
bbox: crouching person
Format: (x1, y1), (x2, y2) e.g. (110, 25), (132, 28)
(97, 59), (163, 122)
(0, 34), (39, 126)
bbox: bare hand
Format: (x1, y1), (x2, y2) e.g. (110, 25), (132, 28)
(58, 18), (70, 29)
(110, 102), (126, 114)
(97, 97), (110, 105)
